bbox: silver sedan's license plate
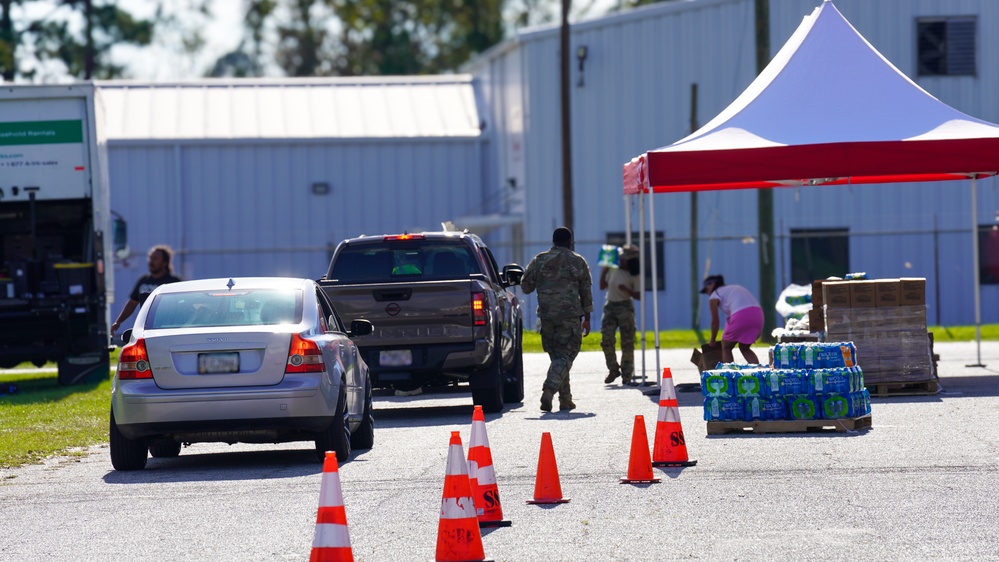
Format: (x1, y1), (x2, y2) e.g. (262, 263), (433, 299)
(380, 349), (412, 367)
(198, 352), (240, 374)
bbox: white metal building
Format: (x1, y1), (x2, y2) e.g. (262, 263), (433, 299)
(101, 0), (999, 332)
(467, 0), (999, 330)
(100, 76), (503, 325)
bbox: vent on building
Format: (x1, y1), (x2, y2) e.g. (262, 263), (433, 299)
(917, 16), (977, 77)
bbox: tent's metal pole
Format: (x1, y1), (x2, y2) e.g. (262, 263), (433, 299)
(625, 193), (642, 382)
(968, 177), (985, 367)
(624, 194), (632, 246)
(649, 191), (661, 387)
(638, 191), (647, 382)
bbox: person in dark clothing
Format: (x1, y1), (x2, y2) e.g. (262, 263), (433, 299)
(110, 245), (182, 335)
(521, 227), (593, 412)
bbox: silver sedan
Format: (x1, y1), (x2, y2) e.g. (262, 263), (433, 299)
(109, 277), (373, 471)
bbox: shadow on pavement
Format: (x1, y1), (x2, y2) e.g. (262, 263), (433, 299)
(102, 446), (327, 484)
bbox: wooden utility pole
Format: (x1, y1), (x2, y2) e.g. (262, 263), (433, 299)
(755, 0), (776, 341)
(0, 0), (15, 81)
(560, 0), (575, 232)
(84, 0), (95, 78)
(689, 82), (700, 330)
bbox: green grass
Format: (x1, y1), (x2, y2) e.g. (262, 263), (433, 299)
(523, 328), (708, 353)
(0, 372), (111, 469)
(1, 326), (996, 470)
(523, 324), (999, 353)
(925, 324), (999, 342)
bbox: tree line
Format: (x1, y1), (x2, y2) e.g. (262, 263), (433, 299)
(0, 0), (662, 82)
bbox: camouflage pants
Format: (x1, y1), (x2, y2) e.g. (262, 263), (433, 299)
(601, 300), (636, 379)
(539, 317), (582, 401)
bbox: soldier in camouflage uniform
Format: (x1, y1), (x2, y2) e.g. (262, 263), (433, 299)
(521, 227), (593, 412)
(600, 245), (641, 385)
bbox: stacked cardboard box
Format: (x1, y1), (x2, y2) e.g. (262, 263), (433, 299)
(690, 344), (724, 374)
(821, 278), (934, 384)
(808, 279), (825, 332)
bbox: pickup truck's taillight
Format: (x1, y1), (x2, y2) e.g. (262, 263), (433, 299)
(472, 292), (487, 326)
(118, 338), (152, 380)
(286, 333), (325, 373)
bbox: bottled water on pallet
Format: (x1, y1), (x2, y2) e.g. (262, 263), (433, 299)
(820, 393), (851, 419)
(773, 344), (803, 368)
(849, 366), (866, 392)
(849, 389), (872, 416)
(776, 369), (808, 395)
(810, 368), (852, 395)
(743, 396), (785, 421)
(715, 363), (768, 370)
(701, 370), (734, 398)
(734, 370), (770, 398)
(704, 396), (744, 421)
(703, 361), (869, 423)
(772, 342), (858, 369)
(785, 395), (819, 420)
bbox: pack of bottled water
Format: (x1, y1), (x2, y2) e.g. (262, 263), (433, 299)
(772, 342), (858, 369)
(701, 361), (871, 422)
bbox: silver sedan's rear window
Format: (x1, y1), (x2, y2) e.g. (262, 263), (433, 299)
(144, 289), (304, 329)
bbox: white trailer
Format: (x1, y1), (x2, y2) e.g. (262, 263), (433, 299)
(0, 83), (125, 384)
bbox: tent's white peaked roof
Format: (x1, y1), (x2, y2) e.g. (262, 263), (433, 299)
(623, 0), (999, 193)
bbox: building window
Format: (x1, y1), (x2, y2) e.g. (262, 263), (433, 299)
(606, 231), (664, 291)
(790, 228), (849, 286)
(980, 224), (999, 285)
(917, 16), (977, 77)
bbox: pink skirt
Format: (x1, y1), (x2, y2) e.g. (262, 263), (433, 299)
(723, 306), (764, 345)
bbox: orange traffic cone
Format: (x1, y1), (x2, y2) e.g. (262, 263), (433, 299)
(652, 368), (698, 468)
(526, 432), (570, 504)
(436, 431), (487, 562)
(468, 406), (511, 527)
(309, 452), (354, 562)
(620, 415), (661, 484)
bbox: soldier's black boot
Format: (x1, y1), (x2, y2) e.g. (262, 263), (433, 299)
(540, 388), (555, 412)
(604, 370), (620, 384)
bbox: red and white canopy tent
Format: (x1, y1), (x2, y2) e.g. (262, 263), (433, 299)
(623, 0), (996, 382)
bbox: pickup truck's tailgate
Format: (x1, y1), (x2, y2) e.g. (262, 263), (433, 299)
(323, 280), (479, 346)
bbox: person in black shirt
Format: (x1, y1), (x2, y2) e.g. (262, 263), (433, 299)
(111, 245), (183, 335)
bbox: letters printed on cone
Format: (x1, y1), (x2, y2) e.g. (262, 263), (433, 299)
(652, 368), (698, 467)
(468, 405), (511, 527)
(435, 431), (487, 562)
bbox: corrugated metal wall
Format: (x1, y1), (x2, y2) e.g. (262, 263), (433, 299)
(469, 0), (999, 330)
(770, 0), (999, 327)
(470, 0), (762, 330)
(108, 138), (486, 328)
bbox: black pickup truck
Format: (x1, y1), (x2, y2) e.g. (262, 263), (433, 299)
(317, 231), (524, 413)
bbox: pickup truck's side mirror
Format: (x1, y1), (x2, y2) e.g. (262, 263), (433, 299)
(502, 264), (524, 286)
(349, 319), (374, 337)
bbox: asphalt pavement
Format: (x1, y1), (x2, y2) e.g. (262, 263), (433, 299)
(2, 341), (998, 561)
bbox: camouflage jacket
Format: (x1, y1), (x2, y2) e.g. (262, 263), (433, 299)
(521, 245), (594, 320)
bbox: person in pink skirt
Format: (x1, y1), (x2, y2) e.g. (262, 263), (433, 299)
(700, 275), (764, 364)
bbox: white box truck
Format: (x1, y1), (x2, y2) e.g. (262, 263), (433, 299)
(0, 83), (126, 384)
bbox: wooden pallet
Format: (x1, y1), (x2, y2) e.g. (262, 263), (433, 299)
(867, 379), (939, 397)
(706, 414), (872, 435)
